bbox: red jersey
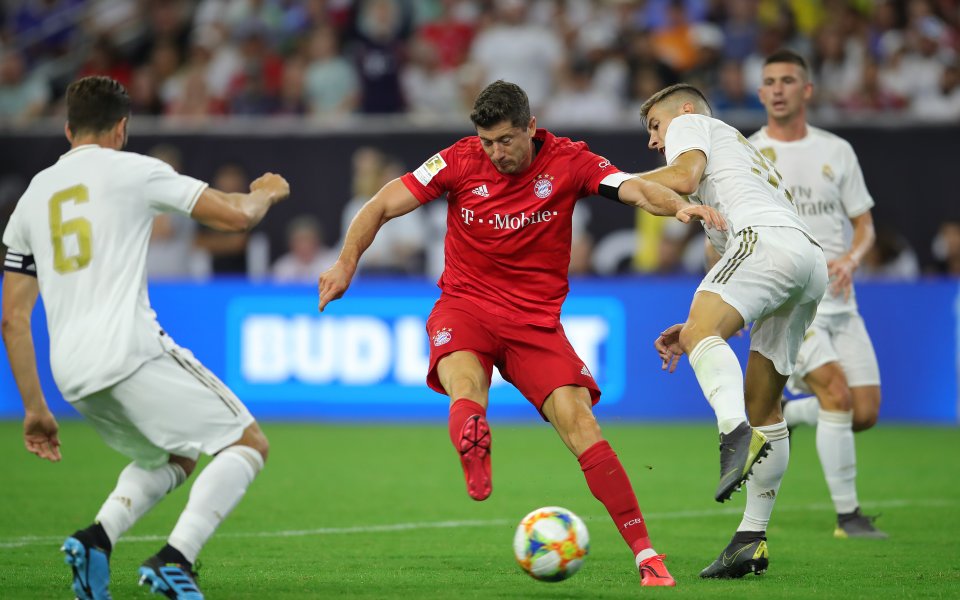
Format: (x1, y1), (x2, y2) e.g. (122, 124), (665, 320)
(400, 129), (621, 327)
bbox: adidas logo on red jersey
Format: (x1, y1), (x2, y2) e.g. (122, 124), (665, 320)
(471, 184), (490, 197)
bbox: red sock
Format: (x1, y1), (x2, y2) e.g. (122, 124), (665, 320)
(448, 398), (485, 448)
(578, 440), (651, 556)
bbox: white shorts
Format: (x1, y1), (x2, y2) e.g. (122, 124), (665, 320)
(72, 335), (254, 469)
(787, 311), (881, 394)
(697, 226), (828, 376)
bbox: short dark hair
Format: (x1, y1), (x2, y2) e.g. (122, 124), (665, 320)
(66, 76), (131, 136)
(638, 83), (712, 123)
(469, 80), (531, 129)
(763, 49), (809, 74)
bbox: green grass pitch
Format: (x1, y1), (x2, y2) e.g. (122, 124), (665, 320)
(0, 420), (957, 599)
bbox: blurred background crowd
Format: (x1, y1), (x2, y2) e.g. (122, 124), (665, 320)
(1, 0), (958, 281)
(2, 0), (959, 123)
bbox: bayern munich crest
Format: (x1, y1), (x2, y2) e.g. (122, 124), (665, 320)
(432, 327), (452, 346)
(533, 174), (554, 198)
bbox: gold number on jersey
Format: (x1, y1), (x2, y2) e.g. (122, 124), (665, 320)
(49, 184), (92, 273)
(737, 133), (794, 204)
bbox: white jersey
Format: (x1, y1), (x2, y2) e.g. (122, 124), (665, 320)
(665, 113), (812, 254)
(749, 125), (874, 314)
(2, 145), (207, 401)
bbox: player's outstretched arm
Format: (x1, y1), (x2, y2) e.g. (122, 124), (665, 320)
(636, 149), (707, 196)
(1, 272), (61, 462)
(191, 172), (290, 233)
(615, 176), (727, 231)
(318, 178), (421, 312)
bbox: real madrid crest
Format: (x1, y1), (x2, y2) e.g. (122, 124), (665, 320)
(822, 164), (835, 182)
(533, 173), (554, 199)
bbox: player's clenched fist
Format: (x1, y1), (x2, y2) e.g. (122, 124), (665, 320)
(318, 261), (354, 312)
(250, 172), (290, 203)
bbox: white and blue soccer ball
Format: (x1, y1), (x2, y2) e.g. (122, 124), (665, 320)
(513, 506), (589, 582)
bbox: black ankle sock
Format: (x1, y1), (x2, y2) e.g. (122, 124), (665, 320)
(157, 544), (191, 568)
(838, 507), (862, 522)
(731, 530), (766, 544)
(82, 522), (112, 554)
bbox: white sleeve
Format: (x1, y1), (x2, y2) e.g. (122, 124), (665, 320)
(838, 142), (874, 218)
(665, 115), (712, 166)
(142, 158), (209, 216)
(1, 201), (29, 255)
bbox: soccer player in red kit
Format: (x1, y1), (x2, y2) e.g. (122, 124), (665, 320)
(318, 80), (726, 587)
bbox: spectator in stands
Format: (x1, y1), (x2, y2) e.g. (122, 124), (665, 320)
(910, 58), (960, 120)
(931, 219), (960, 276)
(272, 215), (337, 283)
(720, 0), (759, 62)
(12, 0), (84, 63)
(128, 65), (165, 116)
(145, 144), (202, 280)
(304, 24), (359, 118)
(651, 0), (699, 73)
(416, 0), (476, 71)
(466, 0), (564, 112)
(0, 50), (49, 124)
(227, 19), (284, 114)
(339, 148), (426, 274)
(194, 162), (251, 275)
(710, 59), (764, 115)
(857, 227), (920, 280)
(276, 56), (308, 115)
(349, 0), (410, 114)
(77, 36), (133, 89)
(839, 58), (908, 113)
(814, 24), (865, 107)
(543, 59), (621, 126)
(401, 34), (465, 121)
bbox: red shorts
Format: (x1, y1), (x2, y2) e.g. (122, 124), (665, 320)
(425, 294), (600, 413)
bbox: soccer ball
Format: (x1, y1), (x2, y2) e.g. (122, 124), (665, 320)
(513, 506), (589, 582)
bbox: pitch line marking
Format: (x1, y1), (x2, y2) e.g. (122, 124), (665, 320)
(0, 498), (952, 550)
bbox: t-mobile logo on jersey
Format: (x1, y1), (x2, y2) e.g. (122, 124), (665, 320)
(492, 210), (557, 230)
(459, 207), (560, 230)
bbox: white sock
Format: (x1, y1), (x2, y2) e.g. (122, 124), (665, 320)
(95, 462), (186, 546)
(737, 421), (789, 533)
(783, 396), (819, 427)
(635, 548), (659, 566)
(689, 336), (747, 434)
(167, 446), (264, 563)
(816, 409), (859, 515)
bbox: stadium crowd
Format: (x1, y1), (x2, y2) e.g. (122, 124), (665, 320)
(1, 0), (958, 125)
(1, 0), (958, 280)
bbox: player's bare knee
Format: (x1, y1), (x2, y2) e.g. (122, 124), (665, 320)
(820, 380), (852, 412)
(852, 411), (877, 432)
(236, 423), (270, 462)
(169, 454), (197, 477)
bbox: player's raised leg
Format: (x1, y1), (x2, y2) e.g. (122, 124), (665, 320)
(542, 387), (675, 587)
(139, 423), (268, 600)
(679, 291), (771, 502)
(437, 351), (492, 501)
(701, 350), (788, 578)
(63, 458), (190, 600)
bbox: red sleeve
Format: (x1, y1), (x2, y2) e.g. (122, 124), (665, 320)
(569, 143), (622, 196)
(400, 145), (457, 204)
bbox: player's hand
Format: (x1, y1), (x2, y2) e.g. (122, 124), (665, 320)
(23, 409), (61, 462)
(250, 173), (290, 204)
(676, 205), (727, 231)
(827, 255), (857, 301)
(654, 323), (685, 373)
(318, 260), (354, 312)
